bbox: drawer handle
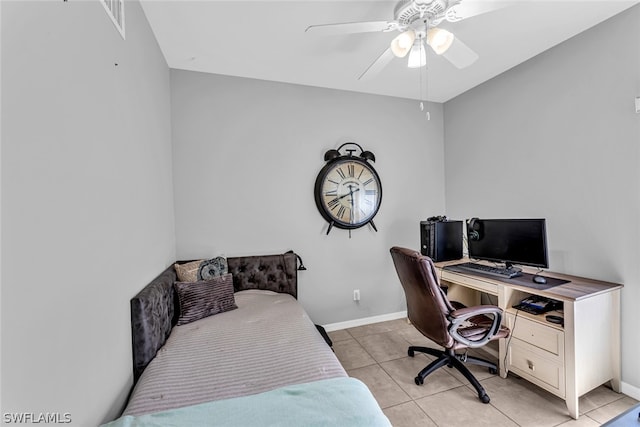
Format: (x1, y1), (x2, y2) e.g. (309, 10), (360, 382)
(527, 360), (535, 371)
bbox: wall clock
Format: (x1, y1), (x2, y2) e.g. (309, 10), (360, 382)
(314, 142), (382, 236)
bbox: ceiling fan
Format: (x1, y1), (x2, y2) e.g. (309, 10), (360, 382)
(306, 0), (505, 80)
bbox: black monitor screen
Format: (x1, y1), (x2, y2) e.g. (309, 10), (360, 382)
(467, 218), (549, 268)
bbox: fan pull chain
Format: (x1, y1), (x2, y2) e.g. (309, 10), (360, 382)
(418, 42), (430, 120)
(419, 44), (424, 111)
(425, 62), (430, 121)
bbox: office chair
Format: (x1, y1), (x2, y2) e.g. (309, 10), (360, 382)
(389, 246), (510, 403)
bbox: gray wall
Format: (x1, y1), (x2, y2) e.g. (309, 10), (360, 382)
(444, 5), (640, 395)
(170, 70), (446, 325)
(1, 1), (175, 425)
(3, 1), (638, 423)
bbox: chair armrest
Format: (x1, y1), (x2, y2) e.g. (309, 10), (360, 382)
(450, 305), (502, 320)
(448, 305), (503, 348)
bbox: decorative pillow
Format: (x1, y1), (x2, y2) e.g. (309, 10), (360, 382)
(198, 256), (228, 280)
(174, 260), (204, 282)
(174, 274), (237, 325)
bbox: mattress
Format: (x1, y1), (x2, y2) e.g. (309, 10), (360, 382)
(123, 290), (347, 416)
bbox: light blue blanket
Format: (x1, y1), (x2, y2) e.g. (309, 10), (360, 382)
(103, 377), (391, 427)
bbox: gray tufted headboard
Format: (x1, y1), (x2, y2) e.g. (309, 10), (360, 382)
(130, 252), (298, 382)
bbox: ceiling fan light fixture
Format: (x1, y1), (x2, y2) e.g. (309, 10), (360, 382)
(407, 40), (426, 68)
(390, 29), (416, 58)
(426, 27), (454, 55)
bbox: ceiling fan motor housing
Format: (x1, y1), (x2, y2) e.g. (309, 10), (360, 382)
(394, 0), (459, 28)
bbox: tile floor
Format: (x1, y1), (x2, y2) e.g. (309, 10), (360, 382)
(328, 318), (638, 427)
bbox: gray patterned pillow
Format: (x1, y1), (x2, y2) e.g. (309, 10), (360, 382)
(174, 260), (204, 282)
(174, 274), (237, 325)
(198, 256), (228, 280)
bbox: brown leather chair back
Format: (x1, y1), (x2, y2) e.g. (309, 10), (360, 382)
(390, 246), (456, 349)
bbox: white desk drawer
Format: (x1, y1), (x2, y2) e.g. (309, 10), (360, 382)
(507, 314), (564, 358)
(509, 338), (565, 397)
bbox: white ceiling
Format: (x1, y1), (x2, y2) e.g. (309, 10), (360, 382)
(140, 0), (639, 103)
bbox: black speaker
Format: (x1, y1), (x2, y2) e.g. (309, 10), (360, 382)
(420, 220), (463, 262)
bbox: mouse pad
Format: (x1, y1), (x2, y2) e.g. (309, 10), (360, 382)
(508, 273), (570, 290)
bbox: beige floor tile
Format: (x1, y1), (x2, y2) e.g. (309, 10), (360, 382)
(480, 375), (574, 426)
(383, 401), (438, 427)
(381, 355), (465, 400)
(347, 318), (411, 338)
(327, 328), (352, 343)
(348, 364), (412, 409)
(332, 337), (376, 370)
(394, 325), (443, 348)
(578, 385), (631, 414)
(556, 415), (601, 426)
(444, 349), (500, 384)
(585, 396), (639, 424)
(415, 386), (519, 427)
(331, 322), (637, 427)
(355, 331), (411, 363)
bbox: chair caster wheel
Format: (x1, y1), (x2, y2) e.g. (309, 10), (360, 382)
(489, 367), (497, 375)
(408, 349), (415, 357)
(414, 376), (424, 385)
(480, 394), (490, 404)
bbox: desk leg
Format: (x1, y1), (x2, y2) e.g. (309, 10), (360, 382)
(566, 397), (579, 420)
(611, 290), (622, 393)
(498, 286), (509, 379)
(498, 339), (508, 378)
(564, 302), (579, 419)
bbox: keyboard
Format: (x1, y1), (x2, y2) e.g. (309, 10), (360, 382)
(444, 262), (523, 279)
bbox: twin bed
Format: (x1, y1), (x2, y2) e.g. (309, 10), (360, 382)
(105, 253), (390, 426)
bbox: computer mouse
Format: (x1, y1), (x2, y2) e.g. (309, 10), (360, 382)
(533, 275), (547, 284)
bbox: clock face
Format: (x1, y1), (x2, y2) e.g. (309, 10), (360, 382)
(314, 157), (382, 230)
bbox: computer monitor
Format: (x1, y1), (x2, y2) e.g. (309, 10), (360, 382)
(467, 218), (549, 269)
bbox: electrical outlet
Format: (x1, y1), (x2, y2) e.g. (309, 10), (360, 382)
(353, 289), (360, 301)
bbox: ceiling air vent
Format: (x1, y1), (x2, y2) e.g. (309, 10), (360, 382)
(101, 0), (125, 39)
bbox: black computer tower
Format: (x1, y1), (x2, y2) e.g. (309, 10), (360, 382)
(420, 220), (463, 262)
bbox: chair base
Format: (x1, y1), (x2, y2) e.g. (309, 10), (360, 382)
(408, 346), (497, 404)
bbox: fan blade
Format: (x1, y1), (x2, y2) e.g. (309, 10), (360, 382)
(441, 36), (479, 69)
(305, 21), (397, 35)
(358, 47), (395, 81)
(446, 0), (508, 22)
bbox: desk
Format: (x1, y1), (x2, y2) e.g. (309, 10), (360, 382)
(434, 259), (623, 420)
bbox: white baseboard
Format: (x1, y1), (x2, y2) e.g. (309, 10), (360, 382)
(322, 311), (407, 332)
(621, 381), (640, 401)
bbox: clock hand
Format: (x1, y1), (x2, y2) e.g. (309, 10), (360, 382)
(347, 186), (360, 224)
(347, 186), (356, 223)
(349, 196), (355, 221)
(349, 186), (359, 204)
(336, 187), (360, 201)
